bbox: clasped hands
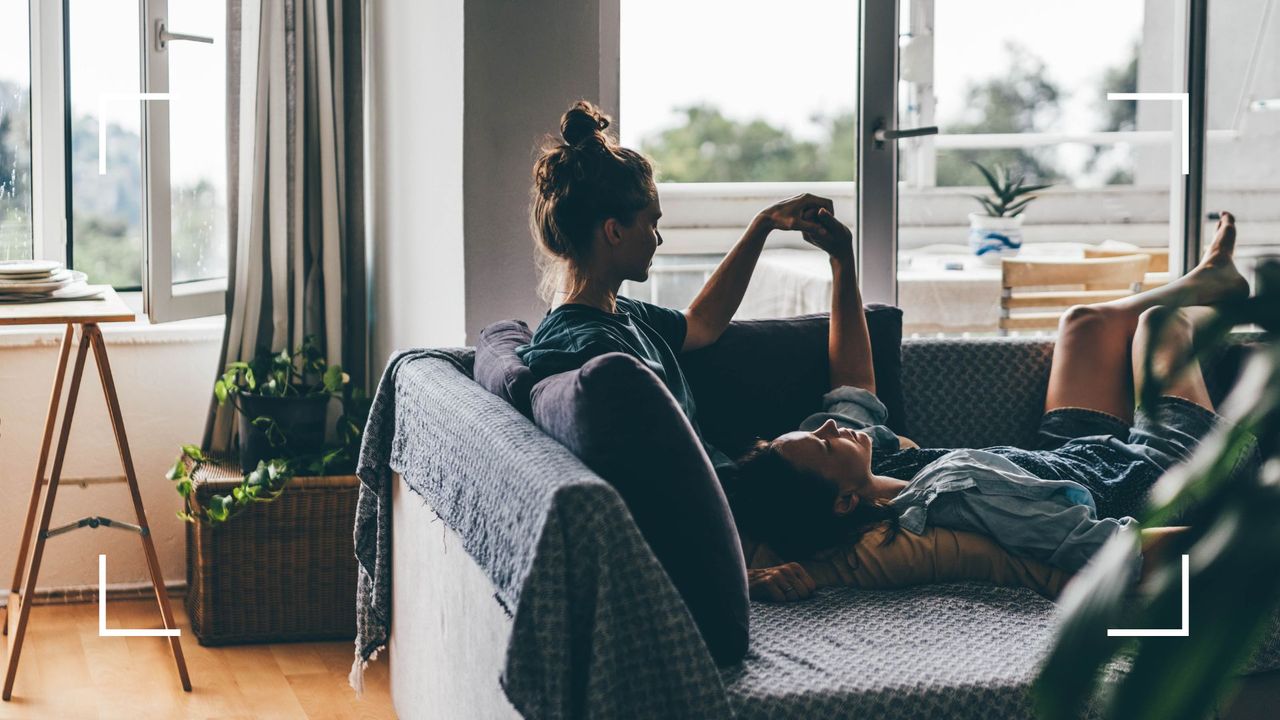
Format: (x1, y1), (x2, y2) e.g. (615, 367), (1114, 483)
(757, 193), (854, 263)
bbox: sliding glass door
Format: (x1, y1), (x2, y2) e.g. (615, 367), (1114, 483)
(858, 0), (1213, 336)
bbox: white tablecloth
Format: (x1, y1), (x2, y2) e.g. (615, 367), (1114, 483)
(736, 244), (1089, 334)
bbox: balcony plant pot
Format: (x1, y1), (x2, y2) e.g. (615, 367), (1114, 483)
(968, 212), (1024, 265)
(236, 394), (329, 472)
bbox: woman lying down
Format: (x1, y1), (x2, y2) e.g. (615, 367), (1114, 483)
(729, 211), (1258, 602)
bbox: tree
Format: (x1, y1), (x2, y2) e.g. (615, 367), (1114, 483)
(934, 42), (1064, 187)
(1089, 41), (1139, 185)
(640, 104), (855, 183)
(69, 113), (145, 286)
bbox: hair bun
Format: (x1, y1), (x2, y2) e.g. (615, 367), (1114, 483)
(561, 101), (610, 147)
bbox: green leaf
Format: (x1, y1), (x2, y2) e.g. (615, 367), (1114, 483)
(323, 365), (345, 393)
(176, 478), (193, 498)
(1033, 530), (1140, 719)
(971, 195), (1001, 217)
(1003, 197), (1037, 217)
(181, 444), (205, 462)
(214, 379), (228, 404)
(971, 161), (1002, 195)
(165, 458), (187, 481)
(1012, 182), (1052, 197)
(205, 495), (232, 523)
(245, 368), (257, 391)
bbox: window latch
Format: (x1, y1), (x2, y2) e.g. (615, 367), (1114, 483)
(872, 121), (938, 149)
(154, 19), (214, 52)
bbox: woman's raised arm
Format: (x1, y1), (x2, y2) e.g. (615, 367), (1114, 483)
(681, 194), (833, 351)
(806, 209), (875, 393)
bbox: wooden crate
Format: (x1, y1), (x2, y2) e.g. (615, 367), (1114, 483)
(184, 458), (359, 645)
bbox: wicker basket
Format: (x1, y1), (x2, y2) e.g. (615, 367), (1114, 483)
(184, 457), (359, 645)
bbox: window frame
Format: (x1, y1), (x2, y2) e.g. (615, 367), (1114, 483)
(25, 0), (226, 323)
(855, 0), (1209, 305)
(29, 0), (67, 268)
(140, 0), (227, 322)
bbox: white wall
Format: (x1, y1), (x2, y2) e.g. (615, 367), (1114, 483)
(368, 0), (468, 372)
(0, 325), (222, 592)
(462, 0), (618, 341)
(368, 0), (617, 369)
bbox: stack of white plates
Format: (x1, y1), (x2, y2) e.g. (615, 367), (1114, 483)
(0, 260), (104, 303)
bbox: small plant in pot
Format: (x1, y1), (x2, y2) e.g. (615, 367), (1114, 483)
(214, 335), (348, 472)
(968, 161), (1051, 265)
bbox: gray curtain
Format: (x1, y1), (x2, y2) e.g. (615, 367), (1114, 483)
(203, 0), (366, 454)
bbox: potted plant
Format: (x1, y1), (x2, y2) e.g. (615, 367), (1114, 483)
(968, 161), (1051, 265)
(214, 335), (347, 472)
(167, 384), (370, 527)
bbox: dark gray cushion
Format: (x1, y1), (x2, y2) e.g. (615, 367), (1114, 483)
(683, 305), (906, 460)
(474, 320), (536, 417)
(530, 353), (750, 665)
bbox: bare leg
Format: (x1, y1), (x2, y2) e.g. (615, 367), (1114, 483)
(1043, 212), (1248, 421)
(1131, 305), (1216, 412)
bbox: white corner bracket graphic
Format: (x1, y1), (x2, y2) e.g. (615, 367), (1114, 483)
(1107, 554), (1190, 637)
(97, 93), (174, 174)
(97, 550), (180, 635)
(1107, 92), (1190, 175)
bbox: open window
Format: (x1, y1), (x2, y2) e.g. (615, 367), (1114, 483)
(15, 0), (228, 323)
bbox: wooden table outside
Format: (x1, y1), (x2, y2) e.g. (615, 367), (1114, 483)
(0, 287), (191, 700)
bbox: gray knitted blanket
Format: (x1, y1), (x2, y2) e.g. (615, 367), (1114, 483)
(350, 349), (464, 694)
(349, 351), (731, 717)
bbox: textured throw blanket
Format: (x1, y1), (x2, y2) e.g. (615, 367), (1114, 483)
(350, 349), (463, 694)
(350, 351), (732, 717)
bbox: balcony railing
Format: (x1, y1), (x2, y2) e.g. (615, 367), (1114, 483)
(631, 182), (1280, 330)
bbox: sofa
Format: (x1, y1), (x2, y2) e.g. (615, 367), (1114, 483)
(353, 317), (1280, 719)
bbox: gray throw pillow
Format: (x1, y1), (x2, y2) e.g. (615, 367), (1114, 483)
(474, 320), (536, 417)
(530, 353), (750, 665)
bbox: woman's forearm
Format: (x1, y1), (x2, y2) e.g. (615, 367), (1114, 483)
(829, 255), (875, 392)
(681, 215), (772, 350)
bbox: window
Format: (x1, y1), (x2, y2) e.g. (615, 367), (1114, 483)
(620, 1), (1226, 336)
(619, 0), (859, 312)
(67, 0), (145, 288)
(894, 0), (1182, 335)
(16, 0), (227, 321)
(0, 0), (33, 261)
(1204, 0), (1280, 293)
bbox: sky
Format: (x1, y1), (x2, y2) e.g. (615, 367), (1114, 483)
(620, 0), (1152, 145)
(0, 0), (225, 186)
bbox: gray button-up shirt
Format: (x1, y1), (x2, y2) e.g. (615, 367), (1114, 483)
(802, 386), (1141, 574)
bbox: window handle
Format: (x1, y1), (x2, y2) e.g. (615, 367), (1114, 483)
(154, 20), (214, 51)
(872, 121), (938, 148)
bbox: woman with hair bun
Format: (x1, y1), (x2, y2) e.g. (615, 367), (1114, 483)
(517, 100), (843, 468)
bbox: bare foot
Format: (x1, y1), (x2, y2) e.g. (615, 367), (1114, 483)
(1186, 211), (1249, 305)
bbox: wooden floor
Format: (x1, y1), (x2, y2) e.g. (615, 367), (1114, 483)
(0, 599), (395, 719)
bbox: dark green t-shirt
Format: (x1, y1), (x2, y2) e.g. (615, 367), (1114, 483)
(517, 296), (730, 468)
